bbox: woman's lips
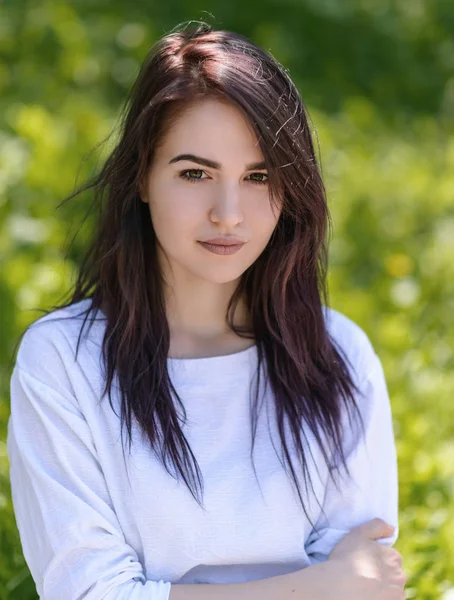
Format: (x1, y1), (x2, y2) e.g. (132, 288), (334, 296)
(197, 241), (245, 255)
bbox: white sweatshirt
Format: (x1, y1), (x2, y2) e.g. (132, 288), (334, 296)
(6, 298), (398, 600)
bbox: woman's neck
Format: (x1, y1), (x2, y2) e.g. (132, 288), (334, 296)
(165, 282), (253, 358)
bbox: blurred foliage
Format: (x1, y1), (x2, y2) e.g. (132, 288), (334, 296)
(0, 0), (453, 598)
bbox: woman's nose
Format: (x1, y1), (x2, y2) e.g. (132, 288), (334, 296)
(209, 184), (244, 226)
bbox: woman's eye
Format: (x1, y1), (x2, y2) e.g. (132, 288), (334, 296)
(179, 170), (268, 185)
(247, 172), (268, 185)
(180, 169), (207, 183)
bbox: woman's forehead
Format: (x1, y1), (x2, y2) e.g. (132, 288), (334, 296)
(156, 98), (263, 164)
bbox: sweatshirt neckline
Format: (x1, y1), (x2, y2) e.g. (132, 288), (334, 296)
(166, 343), (258, 384)
(167, 343), (257, 365)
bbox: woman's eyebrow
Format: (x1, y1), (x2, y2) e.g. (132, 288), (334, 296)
(168, 153), (266, 171)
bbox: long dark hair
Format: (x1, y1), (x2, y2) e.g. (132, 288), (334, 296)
(15, 22), (365, 528)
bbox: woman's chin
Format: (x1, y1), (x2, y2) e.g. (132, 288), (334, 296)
(190, 265), (248, 285)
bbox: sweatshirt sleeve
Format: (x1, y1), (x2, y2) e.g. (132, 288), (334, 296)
(304, 348), (399, 564)
(7, 364), (173, 600)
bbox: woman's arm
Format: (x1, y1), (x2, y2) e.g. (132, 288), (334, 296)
(170, 562), (330, 600)
(305, 340), (399, 563)
(169, 521), (406, 600)
(7, 364), (173, 600)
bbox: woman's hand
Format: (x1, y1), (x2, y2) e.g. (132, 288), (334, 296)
(323, 518), (407, 600)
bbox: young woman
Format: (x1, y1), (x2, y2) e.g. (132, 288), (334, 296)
(7, 23), (406, 600)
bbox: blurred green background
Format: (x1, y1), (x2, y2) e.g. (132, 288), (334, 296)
(0, 1), (453, 598)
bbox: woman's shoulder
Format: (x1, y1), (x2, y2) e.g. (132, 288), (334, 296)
(13, 298), (103, 384)
(323, 306), (378, 383)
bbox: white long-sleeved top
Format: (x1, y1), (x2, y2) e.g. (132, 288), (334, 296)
(6, 298), (399, 600)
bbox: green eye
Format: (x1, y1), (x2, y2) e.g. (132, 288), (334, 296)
(180, 169), (206, 182)
(247, 172), (268, 184)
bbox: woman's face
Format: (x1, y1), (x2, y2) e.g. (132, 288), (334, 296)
(141, 97), (282, 286)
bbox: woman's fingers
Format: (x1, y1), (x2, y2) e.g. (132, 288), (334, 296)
(351, 518), (396, 541)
